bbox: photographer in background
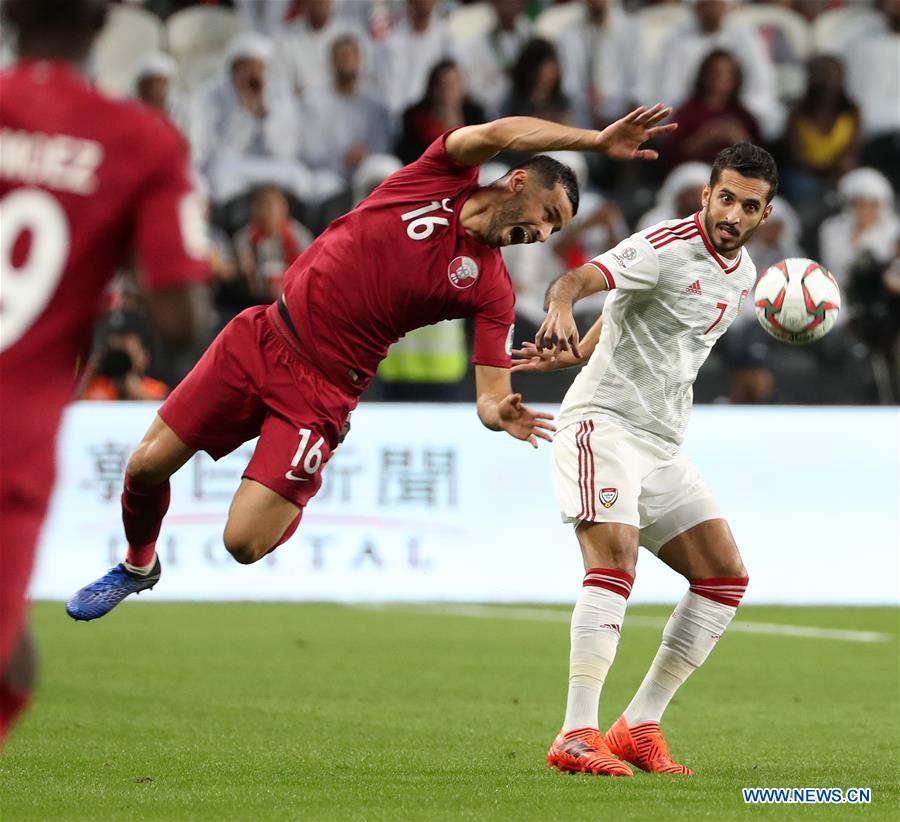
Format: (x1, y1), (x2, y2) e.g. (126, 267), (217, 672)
(78, 313), (169, 402)
(846, 240), (900, 403)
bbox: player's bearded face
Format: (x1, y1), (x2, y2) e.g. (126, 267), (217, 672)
(484, 184), (565, 248)
(702, 170), (773, 255)
(484, 195), (535, 248)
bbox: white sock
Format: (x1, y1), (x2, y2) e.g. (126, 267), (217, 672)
(562, 572), (632, 732)
(623, 586), (742, 726)
(123, 557), (156, 575)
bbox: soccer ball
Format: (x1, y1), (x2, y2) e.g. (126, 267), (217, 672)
(754, 258), (841, 345)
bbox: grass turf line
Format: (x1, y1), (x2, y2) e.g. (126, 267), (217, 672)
(2, 603), (898, 821)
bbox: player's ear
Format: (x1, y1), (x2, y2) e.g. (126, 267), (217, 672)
(762, 202), (773, 222)
(701, 184), (711, 208)
(507, 169), (527, 193)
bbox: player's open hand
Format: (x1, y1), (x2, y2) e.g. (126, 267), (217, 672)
(511, 341), (579, 373)
(497, 393), (555, 448)
(595, 104), (677, 161)
(535, 302), (581, 358)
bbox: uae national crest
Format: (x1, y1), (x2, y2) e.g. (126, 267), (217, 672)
(599, 487), (618, 508)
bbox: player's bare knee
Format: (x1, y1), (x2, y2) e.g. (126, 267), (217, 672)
(702, 557), (748, 582)
(222, 527), (268, 565)
(714, 552), (748, 580)
(223, 538), (265, 565)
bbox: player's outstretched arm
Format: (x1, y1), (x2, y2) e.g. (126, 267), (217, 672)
(474, 365), (556, 448)
(445, 105), (676, 166)
(512, 317), (603, 374)
(534, 264), (608, 356)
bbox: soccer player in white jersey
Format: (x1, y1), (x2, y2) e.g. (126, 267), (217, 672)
(512, 143), (777, 776)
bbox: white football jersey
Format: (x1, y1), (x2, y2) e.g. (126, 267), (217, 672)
(558, 213), (757, 447)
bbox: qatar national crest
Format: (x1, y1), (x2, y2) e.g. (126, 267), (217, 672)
(448, 256), (479, 289)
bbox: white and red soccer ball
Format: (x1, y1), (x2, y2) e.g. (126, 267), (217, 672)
(754, 258), (841, 345)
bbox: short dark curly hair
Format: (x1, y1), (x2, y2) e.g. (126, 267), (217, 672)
(710, 142), (779, 202)
(510, 155), (580, 217)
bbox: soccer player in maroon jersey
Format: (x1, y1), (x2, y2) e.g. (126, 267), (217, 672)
(0, 0), (209, 743)
(67, 86), (675, 616)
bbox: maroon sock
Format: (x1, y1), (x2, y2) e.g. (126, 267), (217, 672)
(0, 682), (30, 746)
(121, 474), (170, 567)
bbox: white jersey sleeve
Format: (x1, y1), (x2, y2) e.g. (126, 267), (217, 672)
(587, 235), (659, 293)
(558, 214), (758, 447)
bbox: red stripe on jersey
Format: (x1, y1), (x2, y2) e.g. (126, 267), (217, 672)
(646, 220), (693, 241)
(584, 419), (596, 520)
(692, 212), (742, 274)
(651, 230), (700, 250)
(597, 263), (615, 290)
(689, 576), (749, 607)
(586, 260), (616, 290)
(576, 422), (588, 520)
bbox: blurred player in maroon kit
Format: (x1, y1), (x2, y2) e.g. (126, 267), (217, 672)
(68, 89), (675, 623)
(0, 0), (209, 743)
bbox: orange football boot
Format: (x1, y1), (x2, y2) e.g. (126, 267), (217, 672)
(547, 727), (633, 776)
(604, 716), (693, 775)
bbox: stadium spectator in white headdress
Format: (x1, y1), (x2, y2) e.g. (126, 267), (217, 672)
(132, 51), (189, 132)
(456, 0), (533, 119)
(233, 0), (304, 36)
(637, 161), (711, 230)
(553, 0), (648, 129)
(189, 31), (342, 205)
(373, 0), (456, 116)
(273, 0), (371, 97)
(819, 168), (900, 289)
(650, 0), (783, 139)
(300, 35), (389, 180)
(844, 0), (900, 191)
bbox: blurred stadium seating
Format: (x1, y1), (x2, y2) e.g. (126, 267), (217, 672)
(25, 0), (897, 406)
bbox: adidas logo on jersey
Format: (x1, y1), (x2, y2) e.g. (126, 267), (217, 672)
(686, 280), (703, 295)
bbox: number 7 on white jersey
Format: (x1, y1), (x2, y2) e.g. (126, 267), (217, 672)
(703, 302), (728, 335)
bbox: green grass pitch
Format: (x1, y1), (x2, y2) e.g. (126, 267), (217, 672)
(2, 602), (898, 821)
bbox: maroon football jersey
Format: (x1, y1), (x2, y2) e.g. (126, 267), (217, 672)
(0, 60), (208, 503)
(281, 131), (515, 394)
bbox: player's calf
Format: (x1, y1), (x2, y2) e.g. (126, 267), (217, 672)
(621, 575), (748, 729)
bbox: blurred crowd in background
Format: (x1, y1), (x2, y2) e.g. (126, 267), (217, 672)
(4, 0), (897, 404)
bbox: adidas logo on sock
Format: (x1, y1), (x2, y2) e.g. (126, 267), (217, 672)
(686, 280), (702, 295)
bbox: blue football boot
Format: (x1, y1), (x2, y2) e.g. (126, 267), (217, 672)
(66, 556), (161, 621)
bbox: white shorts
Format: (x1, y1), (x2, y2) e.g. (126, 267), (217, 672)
(552, 417), (721, 554)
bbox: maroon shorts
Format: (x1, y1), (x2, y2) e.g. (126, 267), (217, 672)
(158, 306), (357, 509)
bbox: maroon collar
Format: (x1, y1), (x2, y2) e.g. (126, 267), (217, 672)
(693, 212), (742, 274)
